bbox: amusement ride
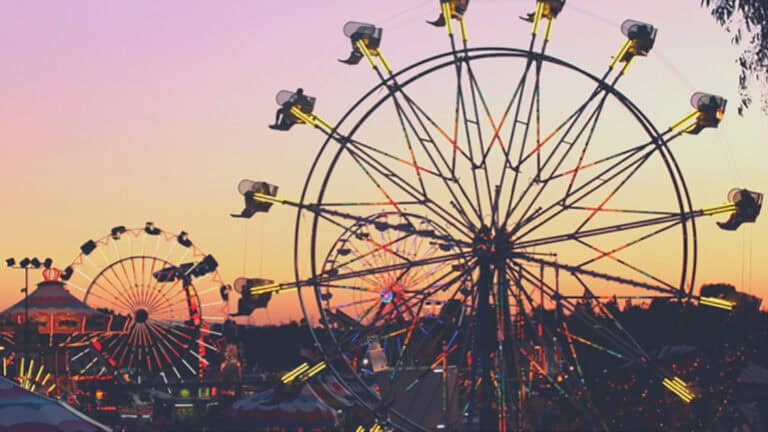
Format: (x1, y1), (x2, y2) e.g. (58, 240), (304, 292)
(228, 0), (764, 430)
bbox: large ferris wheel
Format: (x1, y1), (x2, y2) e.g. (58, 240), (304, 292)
(240, 0), (763, 430)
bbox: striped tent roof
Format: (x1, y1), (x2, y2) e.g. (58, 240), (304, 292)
(0, 376), (112, 431)
(1, 281), (103, 317)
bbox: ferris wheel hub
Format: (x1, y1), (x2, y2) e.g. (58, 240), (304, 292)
(472, 225), (513, 260)
(134, 308), (149, 324)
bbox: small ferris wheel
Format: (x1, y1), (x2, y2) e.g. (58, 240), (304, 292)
(62, 222), (227, 384)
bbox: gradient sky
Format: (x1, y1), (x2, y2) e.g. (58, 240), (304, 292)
(1, 0), (766, 325)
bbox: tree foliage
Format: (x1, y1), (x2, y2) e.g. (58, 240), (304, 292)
(701, 0), (768, 115)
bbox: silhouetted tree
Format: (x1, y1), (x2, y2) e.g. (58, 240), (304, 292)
(701, 0), (768, 114)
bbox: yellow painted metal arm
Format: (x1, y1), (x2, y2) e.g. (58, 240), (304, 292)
(355, 39), (393, 74)
(669, 110), (701, 132)
(699, 296), (736, 311)
(610, 39), (632, 69)
(544, 15), (554, 41)
(662, 376), (695, 403)
(531, 1), (545, 35)
(356, 39), (376, 68)
(289, 106), (335, 132)
(442, 2), (454, 35)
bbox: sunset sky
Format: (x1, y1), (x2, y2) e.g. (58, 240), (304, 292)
(1, 0), (766, 325)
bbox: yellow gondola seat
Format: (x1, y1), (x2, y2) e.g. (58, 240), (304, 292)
(717, 188), (763, 230)
(339, 22), (383, 65)
(269, 88), (316, 130)
(428, 0), (470, 27)
(619, 19), (657, 61)
(686, 92), (727, 135)
(520, 0), (565, 22)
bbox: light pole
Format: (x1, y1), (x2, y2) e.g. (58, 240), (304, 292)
(5, 257), (52, 360)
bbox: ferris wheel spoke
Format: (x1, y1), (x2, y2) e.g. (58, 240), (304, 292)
(560, 97), (629, 206)
(379, 84), (467, 210)
(502, 83), (616, 230)
(514, 253), (679, 296)
(573, 153), (657, 234)
(513, 265), (646, 362)
(510, 144), (660, 241)
(389, 89), (430, 197)
(515, 125), (690, 240)
(378, 260), (474, 332)
(499, 60), (550, 232)
(86, 265), (140, 311)
(264, 189), (472, 248)
(318, 249), (471, 286)
(507, 89), (618, 230)
(347, 137), (452, 183)
(113, 248), (140, 303)
(401, 256), (454, 290)
(144, 323), (176, 367)
(544, 140), (652, 184)
(324, 264), (466, 318)
(478, 48), (538, 165)
(575, 218), (681, 267)
(146, 322), (184, 359)
(145, 280), (183, 316)
(147, 278), (186, 315)
(338, 230), (418, 270)
(121, 327), (141, 370)
(332, 244), (404, 289)
(393, 83), (473, 165)
(344, 260), (470, 339)
(149, 281), (189, 312)
(333, 228), (443, 288)
(515, 207), (690, 265)
(103, 263), (139, 305)
(388, 89), (486, 224)
(567, 272), (648, 356)
(322, 144), (474, 236)
(573, 237), (679, 291)
(510, 59), (623, 177)
(149, 318), (195, 341)
(86, 285), (135, 315)
(341, 133), (480, 234)
(330, 296), (379, 312)
(456, 59), (497, 224)
(147, 322), (193, 357)
(151, 295), (194, 319)
(451, 59), (489, 220)
(348, 96), (460, 189)
(143, 252), (166, 305)
(319, 283), (378, 294)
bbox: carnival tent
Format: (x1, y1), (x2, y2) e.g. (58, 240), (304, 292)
(0, 376), (111, 432)
(0, 277), (108, 343)
(226, 384), (337, 430)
